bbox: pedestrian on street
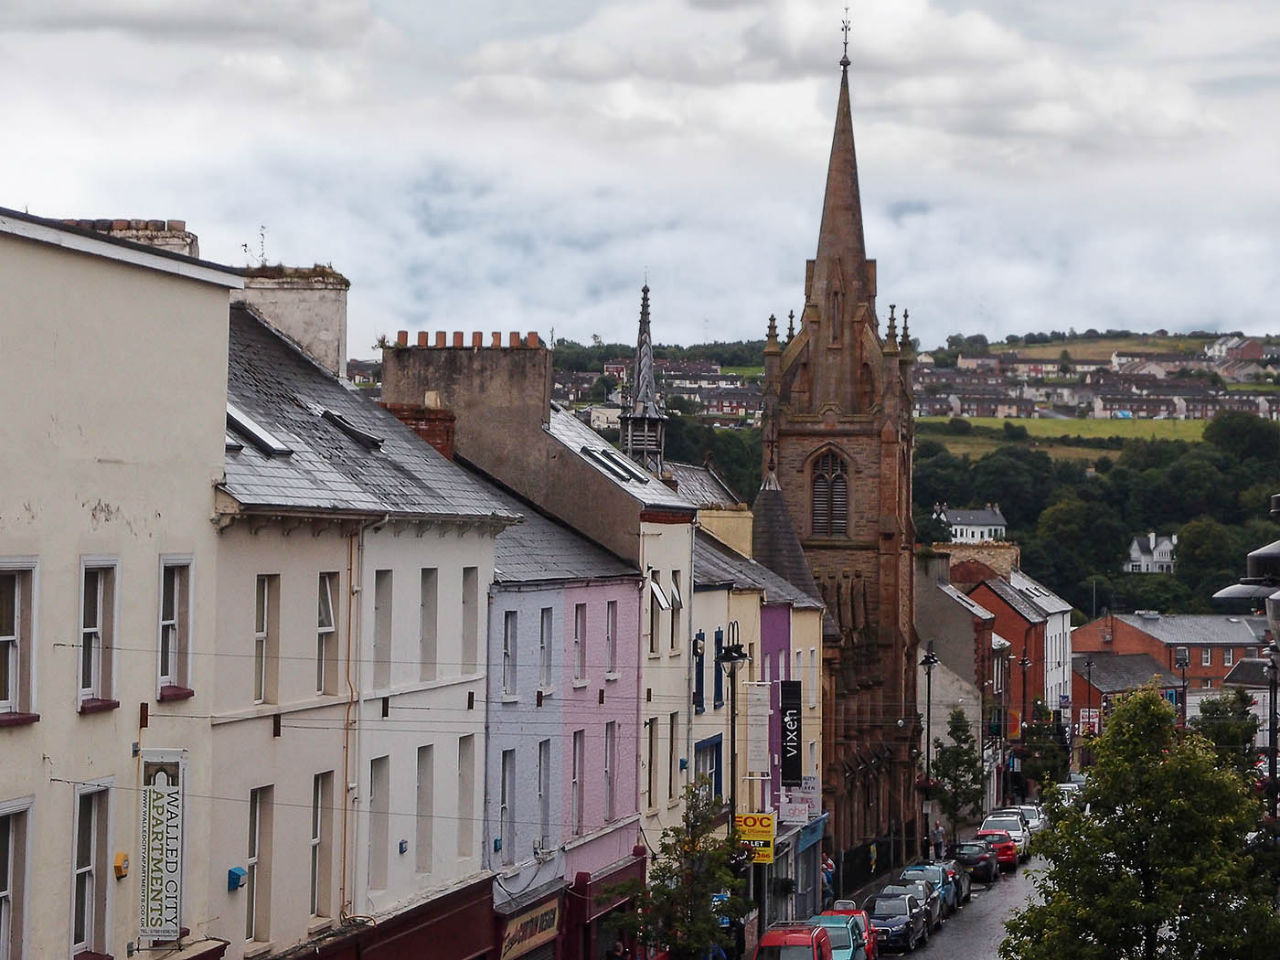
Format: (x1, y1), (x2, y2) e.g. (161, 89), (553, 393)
(932, 821), (946, 860)
(606, 939), (630, 960)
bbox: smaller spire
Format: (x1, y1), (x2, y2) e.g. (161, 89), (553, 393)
(787, 309), (795, 343)
(900, 308), (912, 349)
(767, 313), (778, 340)
(840, 6), (851, 71)
(886, 304), (897, 342)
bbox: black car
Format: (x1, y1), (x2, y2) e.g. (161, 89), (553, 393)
(879, 882), (942, 931)
(949, 839), (1000, 883)
(864, 894), (928, 952)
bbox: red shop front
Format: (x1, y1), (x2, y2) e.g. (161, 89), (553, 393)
(564, 846), (647, 960)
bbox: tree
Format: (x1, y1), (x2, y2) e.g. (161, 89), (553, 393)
(1000, 686), (1280, 960)
(607, 779), (750, 960)
(588, 374), (618, 402)
(1190, 688), (1261, 781)
(930, 709), (984, 842)
(1019, 701), (1068, 792)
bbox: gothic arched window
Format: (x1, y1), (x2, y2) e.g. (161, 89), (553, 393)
(811, 451), (848, 537)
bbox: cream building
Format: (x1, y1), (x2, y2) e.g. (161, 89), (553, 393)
(0, 209), (242, 960)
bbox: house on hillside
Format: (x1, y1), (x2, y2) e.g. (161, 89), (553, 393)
(932, 503), (1007, 543)
(1123, 532), (1178, 573)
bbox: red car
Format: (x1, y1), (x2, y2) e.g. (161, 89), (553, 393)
(753, 922), (834, 960)
(822, 909), (878, 960)
(975, 829), (1018, 872)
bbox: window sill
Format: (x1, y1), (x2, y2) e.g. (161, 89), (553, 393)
(572, 679), (589, 690)
(244, 942), (274, 960)
(713, 700), (725, 710)
(694, 705), (705, 716)
(74, 951), (113, 960)
(500, 693), (520, 704)
(0, 711), (39, 728)
(537, 685), (555, 698)
(158, 685), (195, 702)
(78, 698), (120, 715)
(307, 917), (335, 935)
(668, 649), (682, 658)
(666, 798), (681, 810)
(603, 672), (620, 682)
(647, 652), (661, 660)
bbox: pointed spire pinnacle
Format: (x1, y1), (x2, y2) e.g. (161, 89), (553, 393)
(841, 7), (851, 71)
(628, 283), (660, 419)
(767, 313), (778, 340)
(787, 309), (796, 342)
(900, 308), (912, 350)
(886, 304), (897, 341)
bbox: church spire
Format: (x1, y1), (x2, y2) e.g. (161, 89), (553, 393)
(621, 283), (666, 475)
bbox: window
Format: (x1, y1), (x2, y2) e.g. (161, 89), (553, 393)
(158, 560), (191, 696)
(811, 451), (848, 537)
(694, 735), (722, 799)
(573, 603), (587, 683)
(646, 719), (657, 807)
(73, 787), (109, 955)
(1224, 648), (1234, 667)
(539, 607), (553, 689)
(373, 570), (392, 690)
(254, 575), (279, 704)
(79, 563), (117, 708)
(502, 611), (518, 696)
(310, 773), (333, 917)
(457, 735), (475, 857)
(462, 568), (479, 674)
(694, 630), (705, 714)
(246, 786), (272, 942)
(668, 712), (679, 801)
(605, 601), (618, 675)
(714, 629), (724, 708)
(669, 571), (682, 652)
(648, 573), (670, 655)
(416, 746), (434, 874)
(1203, 678), (1214, 689)
(419, 569), (438, 681)
(0, 805), (29, 960)
(809, 649), (818, 707)
(1248, 647), (1259, 660)
(500, 750), (516, 864)
(604, 723), (617, 822)
(809, 740), (818, 777)
(369, 756), (389, 890)
(1201, 647), (1212, 667)
(537, 739), (551, 848)
(571, 731), (585, 836)
(317, 573), (338, 695)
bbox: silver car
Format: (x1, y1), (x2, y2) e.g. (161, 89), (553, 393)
(981, 815), (1030, 861)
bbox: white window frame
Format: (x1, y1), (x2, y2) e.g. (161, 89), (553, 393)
(668, 712), (679, 802)
(254, 575), (270, 704)
(604, 721), (617, 822)
(0, 561), (36, 716)
(808, 648), (818, 707)
(573, 604), (587, 683)
(571, 731), (585, 836)
(537, 739), (551, 850)
(500, 749), (516, 864)
(669, 571), (682, 653)
(1224, 648), (1234, 668)
(78, 559), (117, 705)
(317, 573), (338, 695)
(502, 610), (518, 696)
(246, 786), (270, 942)
(539, 607), (553, 690)
(0, 797), (32, 960)
(157, 557), (192, 693)
(605, 600), (618, 676)
(309, 772), (332, 918)
(1201, 647), (1212, 667)
(71, 781), (111, 956)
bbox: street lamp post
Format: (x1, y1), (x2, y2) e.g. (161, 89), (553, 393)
(715, 624), (750, 821)
(1175, 647), (1189, 727)
(921, 649), (939, 790)
(1084, 655), (1095, 768)
(1268, 639), (1280, 822)
(1019, 652), (1031, 735)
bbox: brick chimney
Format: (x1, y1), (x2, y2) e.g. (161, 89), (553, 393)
(60, 218), (199, 257)
(381, 398), (457, 460)
(231, 266), (351, 378)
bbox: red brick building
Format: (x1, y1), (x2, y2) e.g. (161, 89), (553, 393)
(755, 53), (918, 860)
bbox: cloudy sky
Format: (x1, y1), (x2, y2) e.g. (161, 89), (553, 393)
(2, 1), (1278, 355)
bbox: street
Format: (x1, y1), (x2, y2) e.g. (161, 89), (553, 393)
(900, 860), (1038, 959)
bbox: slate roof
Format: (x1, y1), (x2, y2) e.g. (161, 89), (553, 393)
(939, 583), (995, 621)
(750, 475), (822, 605)
(1072, 652), (1180, 693)
(1009, 570), (1073, 616)
(1224, 658), (1273, 688)
(1130, 534), (1176, 557)
(944, 506), (1006, 527)
(667, 460), (743, 508)
(457, 464), (638, 584)
(974, 578), (1047, 624)
(545, 405), (695, 511)
(693, 530), (823, 610)
(223, 304), (518, 523)
(1114, 612), (1266, 646)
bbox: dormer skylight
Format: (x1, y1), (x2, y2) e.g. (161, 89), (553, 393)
(322, 409), (384, 450)
(227, 401), (292, 456)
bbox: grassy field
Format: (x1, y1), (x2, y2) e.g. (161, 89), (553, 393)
(722, 365), (763, 379)
(918, 416), (1207, 442)
(931, 434), (1118, 461)
(988, 336), (1213, 362)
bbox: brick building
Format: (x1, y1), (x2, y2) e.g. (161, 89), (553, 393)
(755, 52), (919, 861)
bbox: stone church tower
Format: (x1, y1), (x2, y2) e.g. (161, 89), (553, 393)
(757, 52), (919, 860)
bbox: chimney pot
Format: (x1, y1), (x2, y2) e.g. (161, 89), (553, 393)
(453, 332), (464, 348)
(147, 219), (165, 231)
(434, 332), (446, 347)
(417, 332), (428, 347)
(509, 331), (521, 348)
(112, 219), (129, 230)
(396, 330), (409, 347)
(492, 332), (502, 348)
(167, 220), (186, 232)
(472, 332), (484, 348)
(527, 332), (540, 348)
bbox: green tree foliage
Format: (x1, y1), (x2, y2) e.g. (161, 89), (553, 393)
(930, 709), (984, 841)
(1190, 688), (1262, 781)
(588, 374), (618, 402)
(1019, 701), (1068, 791)
(607, 779), (750, 960)
(1001, 687), (1280, 960)
(663, 414), (760, 503)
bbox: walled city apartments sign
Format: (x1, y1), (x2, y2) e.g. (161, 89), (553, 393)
(500, 898), (561, 960)
(139, 749), (185, 940)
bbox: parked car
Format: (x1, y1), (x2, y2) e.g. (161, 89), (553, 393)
(950, 838), (1000, 883)
(932, 858), (972, 904)
(899, 864), (958, 914)
(879, 881), (942, 931)
(823, 909), (878, 960)
(981, 814), (1030, 861)
(864, 894), (928, 953)
(974, 828), (1019, 871)
(807, 913), (867, 960)
(1016, 804), (1046, 833)
(754, 922), (834, 960)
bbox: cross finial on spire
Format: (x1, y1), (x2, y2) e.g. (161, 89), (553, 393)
(841, 7), (851, 69)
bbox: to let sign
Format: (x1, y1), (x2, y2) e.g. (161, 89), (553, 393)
(735, 812), (775, 864)
(780, 680), (802, 786)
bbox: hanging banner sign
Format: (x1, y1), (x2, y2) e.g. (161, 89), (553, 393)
(746, 684), (771, 772)
(735, 813), (775, 864)
(500, 898), (561, 960)
(139, 749), (185, 940)
(780, 680), (802, 786)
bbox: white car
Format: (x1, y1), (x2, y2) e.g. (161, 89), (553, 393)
(981, 815), (1030, 861)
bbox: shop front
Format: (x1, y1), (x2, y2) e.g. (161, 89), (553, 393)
(496, 882), (566, 960)
(564, 846), (647, 960)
